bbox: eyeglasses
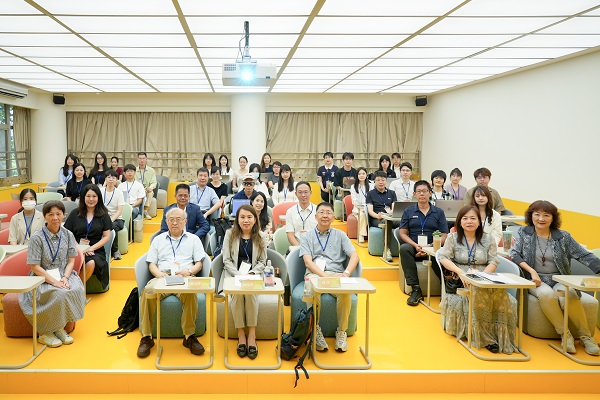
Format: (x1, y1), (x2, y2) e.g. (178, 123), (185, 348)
(167, 218), (185, 223)
(296, 191), (310, 195)
(317, 211), (334, 216)
(243, 181), (255, 186)
(415, 189), (430, 194)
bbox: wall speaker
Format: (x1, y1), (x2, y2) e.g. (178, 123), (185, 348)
(415, 96), (427, 107)
(53, 94), (65, 105)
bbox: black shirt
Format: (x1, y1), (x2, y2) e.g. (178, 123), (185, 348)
(333, 167), (356, 188)
(208, 182), (228, 199)
(237, 238), (253, 268)
(317, 165), (339, 190)
(400, 204), (449, 244)
(366, 188), (397, 214)
(65, 178), (92, 201)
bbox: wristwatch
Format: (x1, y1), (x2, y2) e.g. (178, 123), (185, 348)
(188, 269), (193, 276)
(343, 270), (350, 276)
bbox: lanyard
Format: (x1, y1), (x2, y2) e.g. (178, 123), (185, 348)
(23, 213), (34, 240)
(85, 217), (94, 238)
(66, 171), (72, 182)
(96, 172), (103, 183)
(140, 169), (145, 185)
(75, 180), (83, 196)
(242, 239), (251, 261)
(451, 185), (460, 199)
(283, 187), (288, 201)
(297, 204), (313, 230)
(169, 235), (183, 260)
(401, 182), (410, 199)
(196, 186), (206, 205)
(314, 228), (331, 252)
(418, 213), (430, 235)
(125, 181), (133, 196)
(42, 229), (63, 264)
(376, 190), (389, 208)
(103, 188), (115, 206)
(359, 185), (367, 199)
(465, 237), (476, 266)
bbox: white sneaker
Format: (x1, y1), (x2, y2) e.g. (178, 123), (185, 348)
(580, 336), (600, 356)
(562, 331), (576, 354)
(54, 329), (74, 345)
(144, 211), (152, 220)
(335, 329), (348, 352)
(315, 325), (328, 352)
(358, 236), (365, 244)
(38, 333), (62, 348)
(385, 249), (393, 262)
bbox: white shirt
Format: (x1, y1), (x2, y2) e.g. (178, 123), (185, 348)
(272, 182), (297, 205)
(189, 184), (219, 212)
(483, 209), (503, 246)
(120, 180), (146, 206)
(146, 231), (206, 273)
(285, 202), (317, 242)
(390, 180), (415, 201)
(102, 186), (125, 220)
(350, 182), (374, 208)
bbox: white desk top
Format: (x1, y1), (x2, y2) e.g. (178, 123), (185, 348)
(501, 215), (525, 223)
(421, 246), (438, 257)
(0, 213), (7, 219)
(381, 214), (402, 222)
(461, 272), (534, 289)
(0, 276), (45, 293)
(310, 276), (376, 295)
(552, 275), (600, 291)
(223, 276), (284, 295)
(0, 243), (90, 255)
(153, 277), (215, 294)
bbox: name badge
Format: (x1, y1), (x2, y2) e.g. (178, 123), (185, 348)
(79, 238), (90, 246)
(314, 256), (326, 271)
(169, 261), (181, 276)
(239, 261), (252, 275)
(417, 235), (428, 247)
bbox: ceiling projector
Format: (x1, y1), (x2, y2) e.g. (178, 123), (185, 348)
(222, 62), (277, 87)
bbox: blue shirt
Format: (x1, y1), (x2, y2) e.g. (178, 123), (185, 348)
(232, 189), (256, 200)
(400, 204), (449, 244)
(160, 203), (210, 241)
(189, 184), (219, 212)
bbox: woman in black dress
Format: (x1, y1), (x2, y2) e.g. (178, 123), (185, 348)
(64, 163), (92, 202)
(64, 184), (112, 289)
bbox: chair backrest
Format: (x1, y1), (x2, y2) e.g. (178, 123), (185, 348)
(0, 228), (10, 245)
(104, 230), (115, 265)
(211, 254), (224, 293)
(0, 200), (23, 221)
(226, 180), (233, 195)
(0, 250), (29, 276)
(72, 248), (84, 274)
(286, 247), (362, 291)
(156, 175), (170, 193)
(273, 227), (290, 256)
(135, 252), (211, 294)
(343, 195), (353, 216)
(61, 200), (79, 219)
(150, 230), (161, 244)
(435, 249), (447, 300)
(0, 247), (6, 264)
(121, 203), (132, 228)
(209, 232), (217, 256)
(495, 256), (520, 298)
(45, 181), (62, 193)
(36, 192), (63, 205)
(272, 201), (297, 228)
(266, 248), (288, 284)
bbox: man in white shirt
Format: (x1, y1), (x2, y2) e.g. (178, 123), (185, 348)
(135, 152), (157, 220)
(389, 162), (415, 202)
(103, 169), (125, 260)
(189, 167), (220, 221)
(120, 164), (146, 220)
(137, 207), (206, 358)
(285, 181), (317, 247)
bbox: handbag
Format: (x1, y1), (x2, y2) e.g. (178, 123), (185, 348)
(443, 268), (463, 294)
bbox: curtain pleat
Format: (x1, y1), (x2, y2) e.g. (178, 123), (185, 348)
(13, 106), (31, 176)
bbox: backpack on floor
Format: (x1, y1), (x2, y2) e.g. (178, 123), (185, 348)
(212, 218), (232, 257)
(107, 287), (139, 339)
(281, 307), (314, 387)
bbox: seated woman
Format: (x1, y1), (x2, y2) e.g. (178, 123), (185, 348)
(231, 156), (249, 192)
(251, 191), (272, 245)
(58, 153), (78, 188)
(64, 184), (112, 288)
(248, 163), (270, 197)
(511, 200), (600, 355)
(89, 151), (108, 186)
(64, 163), (92, 202)
(350, 167), (373, 244)
(260, 153), (273, 173)
(375, 155), (396, 179)
(9, 189), (44, 245)
(430, 170), (454, 203)
(110, 156), (124, 182)
(208, 167), (228, 207)
(203, 153), (216, 170)
(439, 205), (517, 354)
(271, 164), (297, 205)
(470, 185), (501, 245)
(18, 200), (85, 347)
(444, 168), (467, 201)
(218, 205), (267, 360)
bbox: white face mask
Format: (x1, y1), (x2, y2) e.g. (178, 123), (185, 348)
(252, 172), (260, 180)
(22, 200), (36, 210)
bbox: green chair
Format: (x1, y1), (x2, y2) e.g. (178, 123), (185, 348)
(85, 230), (115, 294)
(117, 203), (132, 254)
(273, 227), (290, 256)
(36, 192), (63, 204)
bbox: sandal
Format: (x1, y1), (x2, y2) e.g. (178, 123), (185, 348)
(248, 345), (258, 360)
(237, 343), (247, 358)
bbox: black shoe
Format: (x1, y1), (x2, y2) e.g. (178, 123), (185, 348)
(137, 336), (154, 358)
(183, 335), (205, 355)
(237, 343), (247, 358)
(486, 343), (500, 354)
(407, 287), (423, 306)
(248, 345), (258, 360)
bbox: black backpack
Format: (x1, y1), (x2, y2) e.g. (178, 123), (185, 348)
(107, 287), (139, 339)
(212, 218), (232, 257)
(281, 307), (314, 387)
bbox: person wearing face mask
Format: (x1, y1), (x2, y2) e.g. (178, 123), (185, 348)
(9, 189), (45, 245)
(248, 163), (270, 198)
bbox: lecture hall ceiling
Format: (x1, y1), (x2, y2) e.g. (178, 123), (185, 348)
(0, 0), (599, 94)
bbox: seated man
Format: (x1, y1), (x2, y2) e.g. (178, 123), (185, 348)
(399, 180), (449, 306)
(366, 171), (398, 262)
(389, 161), (415, 201)
(285, 181), (317, 248)
(430, 169), (454, 203)
(137, 207), (206, 358)
(299, 202), (359, 352)
(120, 164), (146, 220)
(160, 183), (210, 242)
(232, 173), (258, 200)
(462, 167), (506, 213)
(189, 167), (221, 220)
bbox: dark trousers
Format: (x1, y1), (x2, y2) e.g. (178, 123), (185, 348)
(399, 243), (441, 288)
(320, 189), (331, 203)
(111, 219), (125, 255)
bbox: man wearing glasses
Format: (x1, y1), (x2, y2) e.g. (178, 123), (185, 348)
(232, 173), (258, 200)
(286, 181), (318, 247)
(398, 180), (449, 306)
(299, 202), (359, 352)
(137, 207), (206, 358)
(160, 183), (210, 242)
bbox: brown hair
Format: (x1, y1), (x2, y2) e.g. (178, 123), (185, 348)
(524, 200), (561, 230)
(229, 204), (265, 257)
(470, 185), (494, 225)
(455, 205), (484, 245)
(42, 200), (66, 216)
(473, 167), (491, 179)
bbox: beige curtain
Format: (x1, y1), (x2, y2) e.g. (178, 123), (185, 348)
(266, 112), (422, 178)
(13, 106), (31, 177)
(67, 112), (231, 179)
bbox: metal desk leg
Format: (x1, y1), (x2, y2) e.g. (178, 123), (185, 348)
(380, 220), (395, 266)
(419, 258), (440, 314)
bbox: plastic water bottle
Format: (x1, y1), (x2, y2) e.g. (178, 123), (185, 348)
(264, 260), (274, 287)
(303, 277), (313, 300)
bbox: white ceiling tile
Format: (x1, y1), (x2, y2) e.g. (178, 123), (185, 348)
(383, 47), (485, 58)
(282, 66), (360, 74)
(384, 88), (438, 93)
(319, 0), (465, 16)
(101, 47), (197, 58)
(538, 17), (600, 34)
(51, 65), (127, 74)
(483, 47), (586, 58)
(186, 17), (307, 34)
(583, 9), (600, 16)
(57, 16), (185, 34)
(0, 16), (68, 33)
(129, 66), (206, 74)
(194, 34), (298, 48)
(34, 0), (177, 15)
(425, 17), (563, 34)
(300, 35), (409, 48)
(65, 73), (137, 81)
(116, 58), (201, 67)
(277, 73), (353, 80)
(0, 65), (54, 73)
(451, 0), (600, 16)
(506, 34), (600, 47)
(213, 87), (270, 93)
(135, 74), (206, 81)
(308, 17), (436, 34)
(26, 57), (118, 67)
(82, 34), (190, 47)
(351, 72), (422, 80)
(178, 0), (317, 15)
(404, 34), (518, 47)
(367, 59), (457, 67)
(435, 66), (520, 75)
(200, 47), (289, 59)
(452, 58), (550, 67)
(327, 88), (380, 93)
(359, 65), (437, 74)
(271, 88), (325, 93)
(285, 59), (367, 67)
(3, 46), (101, 58)
(0, 2), (43, 14)
(0, 33), (87, 47)
(293, 47), (386, 58)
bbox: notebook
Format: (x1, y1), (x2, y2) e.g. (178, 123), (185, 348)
(434, 200), (463, 219)
(231, 199), (251, 217)
(259, 172), (273, 183)
(165, 276), (185, 286)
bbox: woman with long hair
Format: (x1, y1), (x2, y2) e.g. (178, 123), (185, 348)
(376, 155), (396, 178)
(110, 156), (124, 182)
(64, 184), (112, 289)
(439, 205), (517, 354)
(9, 188), (44, 245)
(58, 154), (78, 186)
(272, 164), (297, 205)
(64, 162), (92, 202)
(89, 151), (108, 186)
(218, 205), (267, 360)
(260, 153), (273, 173)
(250, 191), (272, 234)
(203, 153), (216, 170)
(232, 156), (249, 191)
(219, 154), (231, 176)
(350, 167), (373, 243)
(469, 185), (502, 245)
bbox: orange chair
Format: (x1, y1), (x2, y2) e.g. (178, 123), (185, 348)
(0, 228), (10, 245)
(344, 195), (358, 239)
(272, 201), (297, 230)
(1, 248), (84, 337)
(0, 200), (21, 230)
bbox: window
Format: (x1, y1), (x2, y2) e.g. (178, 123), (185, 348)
(0, 103), (18, 178)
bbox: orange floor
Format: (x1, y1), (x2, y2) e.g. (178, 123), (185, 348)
(1, 211), (599, 395)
